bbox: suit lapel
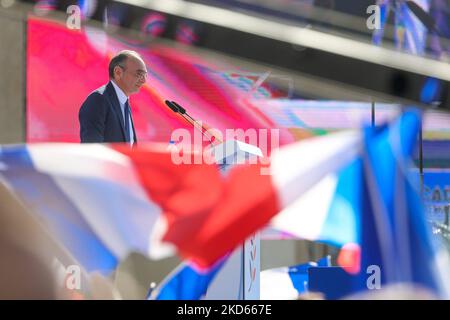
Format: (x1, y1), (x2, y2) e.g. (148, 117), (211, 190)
(105, 81), (126, 140)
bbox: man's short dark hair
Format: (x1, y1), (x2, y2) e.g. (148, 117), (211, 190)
(108, 50), (143, 79)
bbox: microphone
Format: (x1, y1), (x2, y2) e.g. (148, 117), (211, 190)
(171, 101), (199, 128)
(171, 101), (186, 114)
(171, 101), (222, 145)
(165, 100), (179, 113)
(164, 100), (221, 145)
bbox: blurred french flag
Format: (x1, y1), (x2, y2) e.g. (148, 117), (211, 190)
(1, 109), (448, 300)
(0, 132), (360, 276)
(348, 109), (450, 298)
(269, 109), (450, 298)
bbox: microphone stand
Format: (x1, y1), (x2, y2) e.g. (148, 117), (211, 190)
(170, 101), (222, 145)
(165, 100), (222, 146)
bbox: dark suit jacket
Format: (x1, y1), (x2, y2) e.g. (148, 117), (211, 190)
(79, 81), (138, 144)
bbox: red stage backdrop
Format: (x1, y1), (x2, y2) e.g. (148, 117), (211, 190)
(27, 16), (293, 152)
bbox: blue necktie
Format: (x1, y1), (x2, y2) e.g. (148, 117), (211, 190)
(124, 100), (131, 142)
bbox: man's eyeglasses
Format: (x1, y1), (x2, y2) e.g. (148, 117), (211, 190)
(118, 65), (148, 80)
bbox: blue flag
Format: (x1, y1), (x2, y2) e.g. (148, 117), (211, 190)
(353, 109), (450, 297)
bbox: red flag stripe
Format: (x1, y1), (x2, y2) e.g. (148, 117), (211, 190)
(113, 145), (279, 267)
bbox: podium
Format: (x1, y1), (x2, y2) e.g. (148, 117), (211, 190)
(203, 139), (263, 300)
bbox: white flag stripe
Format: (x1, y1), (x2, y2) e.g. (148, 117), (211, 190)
(270, 130), (361, 208)
(53, 176), (162, 259)
(28, 144), (165, 259)
(270, 173), (338, 241)
(28, 144), (140, 187)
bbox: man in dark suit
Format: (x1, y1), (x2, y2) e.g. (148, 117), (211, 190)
(79, 50), (147, 145)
